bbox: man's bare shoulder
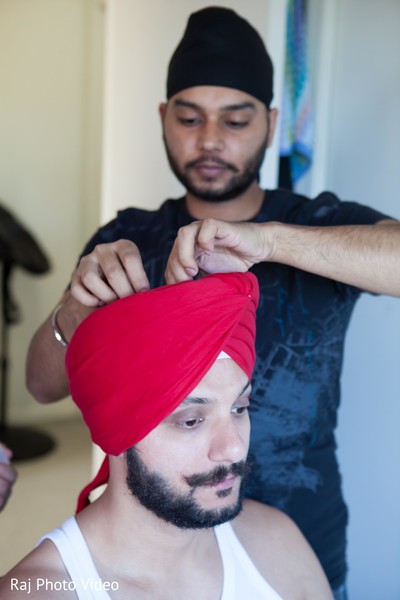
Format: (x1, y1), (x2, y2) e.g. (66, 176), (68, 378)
(0, 540), (74, 599)
(233, 499), (302, 553)
(231, 499), (333, 600)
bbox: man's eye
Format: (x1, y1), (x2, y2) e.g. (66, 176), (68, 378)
(225, 120), (249, 129)
(232, 405), (249, 416)
(176, 417), (204, 429)
(178, 117), (200, 127)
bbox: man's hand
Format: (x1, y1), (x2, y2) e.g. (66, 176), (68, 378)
(71, 239), (150, 306)
(166, 218), (400, 296)
(165, 219), (271, 283)
(26, 240), (150, 404)
(0, 444), (17, 511)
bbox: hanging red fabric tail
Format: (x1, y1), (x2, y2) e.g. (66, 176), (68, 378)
(76, 455), (110, 514)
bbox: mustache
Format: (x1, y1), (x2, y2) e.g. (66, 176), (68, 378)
(186, 156), (239, 173)
(185, 461), (251, 488)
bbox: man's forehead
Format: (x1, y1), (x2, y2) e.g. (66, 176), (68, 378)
(169, 85), (263, 111)
(175, 378), (252, 412)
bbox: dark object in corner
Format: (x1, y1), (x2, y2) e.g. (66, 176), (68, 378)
(0, 202), (55, 461)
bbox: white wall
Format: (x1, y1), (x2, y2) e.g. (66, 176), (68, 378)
(0, 0), (104, 424)
(328, 2), (400, 598)
(290, 2), (400, 596)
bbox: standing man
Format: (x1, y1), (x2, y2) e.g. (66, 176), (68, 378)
(2, 273), (333, 599)
(26, 7), (399, 598)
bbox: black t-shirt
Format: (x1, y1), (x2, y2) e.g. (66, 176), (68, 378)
(80, 189), (389, 588)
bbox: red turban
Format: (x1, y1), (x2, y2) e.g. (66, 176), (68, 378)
(65, 272), (259, 511)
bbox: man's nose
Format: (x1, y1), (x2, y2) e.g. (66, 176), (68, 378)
(197, 121), (224, 152)
(208, 419), (248, 464)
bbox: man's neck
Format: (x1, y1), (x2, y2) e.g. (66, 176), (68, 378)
(185, 183), (264, 222)
(77, 488), (221, 591)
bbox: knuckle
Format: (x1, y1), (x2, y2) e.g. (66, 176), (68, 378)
(80, 270), (94, 288)
(120, 250), (139, 268)
(177, 226), (189, 240)
(77, 254), (90, 270)
(103, 263), (122, 283)
(117, 239), (139, 254)
(177, 221), (199, 239)
(90, 244), (106, 258)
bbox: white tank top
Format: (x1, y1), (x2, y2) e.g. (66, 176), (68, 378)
(40, 516), (284, 599)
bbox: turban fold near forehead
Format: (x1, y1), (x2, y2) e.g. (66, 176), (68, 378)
(167, 6), (274, 107)
(67, 272), (258, 512)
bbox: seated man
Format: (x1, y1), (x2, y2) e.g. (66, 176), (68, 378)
(0, 273), (332, 599)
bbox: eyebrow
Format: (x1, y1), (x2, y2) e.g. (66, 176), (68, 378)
(179, 396), (210, 407)
(172, 99), (257, 113)
(179, 380), (252, 408)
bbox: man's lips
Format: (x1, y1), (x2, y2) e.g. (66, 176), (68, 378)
(185, 461), (250, 489)
(186, 157), (238, 177)
(205, 474), (237, 490)
(191, 162), (227, 178)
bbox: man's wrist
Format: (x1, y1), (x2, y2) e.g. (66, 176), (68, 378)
(51, 304), (69, 347)
(51, 296), (95, 348)
(257, 221), (281, 263)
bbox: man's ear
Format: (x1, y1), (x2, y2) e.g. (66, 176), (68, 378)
(266, 108), (279, 148)
(159, 102), (168, 122)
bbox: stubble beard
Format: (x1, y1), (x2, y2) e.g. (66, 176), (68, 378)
(163, 135), (268, 203)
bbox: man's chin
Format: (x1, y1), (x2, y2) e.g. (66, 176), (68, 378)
(182, 169), (260, 202)
(178, 499), (243, 530)
(186, 490), (243, 528)
(185, 182), (253, 203)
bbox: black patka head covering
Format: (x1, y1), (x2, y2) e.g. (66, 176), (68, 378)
(167, 6), (274, 108)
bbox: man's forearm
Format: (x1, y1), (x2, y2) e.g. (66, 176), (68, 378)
(25, 292), (95, 404)
(266, 219), (400, 296)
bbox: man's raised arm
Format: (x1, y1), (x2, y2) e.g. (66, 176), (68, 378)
(166, 218), (400, 297)
(26, 240), (150, 404)
(25, 291), (94, 403)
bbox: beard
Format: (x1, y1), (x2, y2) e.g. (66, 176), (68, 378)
(163, 135), (268, 202)
(125, 447), (251, 530)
